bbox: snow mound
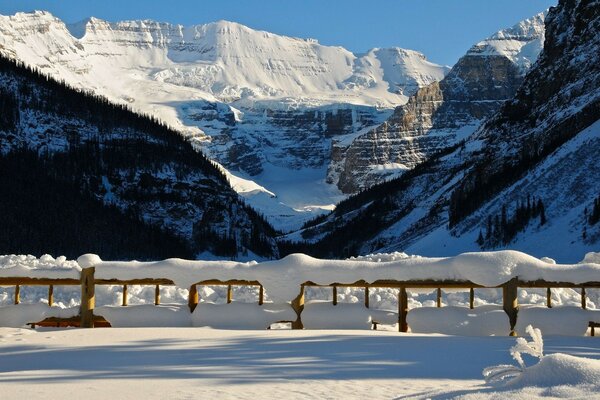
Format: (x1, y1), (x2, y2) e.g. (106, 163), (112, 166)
(347, 252), (414, 262)
(515, 306), (598, 336)
(0, 254), (80, 279)
(0, 304), (78, 327)
(581, 252), (600, 264)
(508, 353), (600, 389)
(96, 304), (192, 327)
(191, 302), (295, 329)
(302, 301), (372, 330)
(407, 305), (509, 336)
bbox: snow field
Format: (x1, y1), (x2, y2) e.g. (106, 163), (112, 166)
(0, 327), (599, 400)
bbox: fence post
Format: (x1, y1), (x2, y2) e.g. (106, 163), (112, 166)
(436, 288), (442, 308)
(332, 285), (338, 306)
(364, 286), (369, 308)
(581, 287), (587, 310)
(122, 284), (128, 306)
(398, 287), (408, 333)
(291, 285), (305, 329)
(546, 287), (552, 308)
(258, 285), (264, 306)
(502, 278), (518, 336)
(227, 285), (233, 304)
(188, 284), (199, 312)
(48, 285), (54, 307)
(80, 267), (95, 328)
(469, 288), (475, 309)
(14, 284), (20, 305)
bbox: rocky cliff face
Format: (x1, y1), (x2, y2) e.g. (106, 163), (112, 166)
(292, 1), (599, 263)
(333, 13), (546, 193)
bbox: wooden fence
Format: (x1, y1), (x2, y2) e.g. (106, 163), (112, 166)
(1, 267), (598, 335)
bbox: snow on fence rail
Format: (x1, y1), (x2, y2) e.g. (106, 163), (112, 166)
(1, 251), (599, 334)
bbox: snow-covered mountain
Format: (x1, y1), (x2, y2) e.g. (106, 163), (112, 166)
(332, 12), (546, 193)
(0, 11), (448, 230)
(293, 0), (599, 263)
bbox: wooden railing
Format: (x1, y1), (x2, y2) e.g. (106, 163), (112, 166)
(1, 268), (598, 335)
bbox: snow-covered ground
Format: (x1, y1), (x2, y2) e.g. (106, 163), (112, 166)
(1, 327), (599, 400)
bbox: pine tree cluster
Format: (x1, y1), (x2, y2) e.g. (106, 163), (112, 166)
(477, 196), (546, 248)
(589, 195), (600, 225)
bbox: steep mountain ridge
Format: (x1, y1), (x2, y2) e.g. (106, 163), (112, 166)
(0, 55), (277, 259)
(332, 12), (546, 193)
(292, 1), (599, 263)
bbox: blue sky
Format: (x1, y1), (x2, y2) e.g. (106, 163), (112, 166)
(0, 0), (556, 66)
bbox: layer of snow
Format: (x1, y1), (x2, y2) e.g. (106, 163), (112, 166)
(407, 305), (509, 336)
(1, 327), (599, 399)
(191, 302), (296, 329)
(515, 306), (599, 336)
(96, 304), (192, 327)
(0, 254), (80, 279)
(302, 301), (373, 330)
(0, 304), (78, 327)
(80, 251), (600, 303)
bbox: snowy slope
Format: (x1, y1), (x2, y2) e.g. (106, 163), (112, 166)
(0, 11), (449, 231)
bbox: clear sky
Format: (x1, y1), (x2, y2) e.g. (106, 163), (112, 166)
(0, 0), (556, 66)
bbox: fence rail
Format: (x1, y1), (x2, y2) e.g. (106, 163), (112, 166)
(1, 269), (599, 335)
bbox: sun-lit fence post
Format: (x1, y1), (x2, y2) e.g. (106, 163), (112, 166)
(398, 287), (408, 333)
(502, 278), (518, 336)
(155, 284), (160, 305)
(227, 285), (233, 304)
(14, 284), (20, 305)
(291, 284), (305, 329)
(122, 284), (128, 306)
(258, 285), (264, 306)
(80, 267), (96, 328)
(188, 284), (199, 312)
(547, 287), (552, 308)
(48, 284), (54, 307)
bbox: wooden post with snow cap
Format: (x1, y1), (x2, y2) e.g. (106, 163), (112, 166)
(188, 284), (199, 312)
(364, 286), (369, 308)
(291, 284), (305, 329)
(14, 284), (20, 305)
(80, 267), (95, 328)
(155, 284), (160, 305)
(547, 287), (552, 308)
(398, 287), (408, 333)
(502, 278), (519, 336)
(77, 254), (102, 328)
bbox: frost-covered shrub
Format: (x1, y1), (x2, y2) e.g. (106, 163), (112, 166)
(483, 325), (543, 385)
